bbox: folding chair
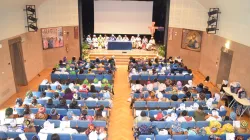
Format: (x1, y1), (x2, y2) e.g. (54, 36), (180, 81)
(188, 111), (195, 116)
(61, 85), (68, 90)
(72, 134), (88, 140)
(218, 110), (227, 117)
(133, 93), (141, 99)
(165, 121), (174, 128)
(53, 100), (60, 106)
(140, 75), (149, 84)
(166, 75), (175, 81)
(79, 92), (88, 99)
(50, 84), (57, 90)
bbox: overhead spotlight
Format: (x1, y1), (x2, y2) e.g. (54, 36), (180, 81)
(28, 16), (37, 22)
(207, 18), (217, 26)
(28, 24), (38, 31)
(208, 9), (220, 16)
(27, 6), (36, 13)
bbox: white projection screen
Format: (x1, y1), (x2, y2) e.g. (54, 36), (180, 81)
(94, 1), (153, 34)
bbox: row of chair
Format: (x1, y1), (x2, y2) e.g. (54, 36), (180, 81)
(136, 121), (232, 129)
(132, 92), (211, 99)
(15, 108), (109, 116)
(51, 73), (113, 83)
(133, 101), (209, 109)
(138, 134), (250, 140)
(134, 110), (227, 118)
(24, 99), (111, 108)
(130, 74), (193, 83)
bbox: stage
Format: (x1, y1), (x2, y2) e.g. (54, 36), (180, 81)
(89, 49), (157, 65)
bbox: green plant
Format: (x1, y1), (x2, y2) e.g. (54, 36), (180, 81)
(82, 42), (89, 59)
(157, 44), (166, 57)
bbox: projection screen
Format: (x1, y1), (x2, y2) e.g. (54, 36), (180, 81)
(94, 1), (153, 34)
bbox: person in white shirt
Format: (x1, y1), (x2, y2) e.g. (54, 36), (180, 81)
(97, 35), (104, 49)
(135, 34), (142, 49)
(205, 110), (222, 121)
(86, 94), (99, 101)
(123, 35), (129, 41)
(86, 35), (92, 46)
(177, 110), (195, 122)
(131, 36), (136, 48)
(104, 35), (109, 49)
(142, 36), (148, 49)
(146, 37), (155, 50)
(92, 35), (98, 49)
(116, 35), (122, 41)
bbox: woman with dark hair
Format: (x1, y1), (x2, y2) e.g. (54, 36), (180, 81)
(95, 110), (107, 121)
(56, 85), (62, 92)
(79, 69), (84, 74)
(152, 69), (157, 75)
(182, 91), (194, 102)
(54, 92), (60, 100)
(134, 111), (150, 125)
(63, 88), (74, 100)
(171, 94), (179, 101)
(69, 99), (81, 109)
(56, 98), (68, 109)
(72, 56), (76, 64)
(51, 134), (60, 140)
(45, 99), (55, 108)
(30, 99), (41, 108)
(89, 85), (97, 92)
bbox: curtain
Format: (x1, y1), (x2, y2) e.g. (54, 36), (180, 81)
(8, 37), (28, 86)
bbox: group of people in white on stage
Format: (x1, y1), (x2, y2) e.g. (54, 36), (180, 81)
(86, 34), (156, 51)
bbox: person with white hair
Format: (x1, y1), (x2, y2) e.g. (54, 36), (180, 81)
(86, 35), (92, 46)
(135, 34), (142, 49)
(123, 35), (129, 41)
(92, 35), (98, 49)
(146, 37), (155, 50)
(116, 35), (123, 41)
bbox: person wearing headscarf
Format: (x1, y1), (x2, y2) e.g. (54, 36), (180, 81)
(123, 35), (129, 41)
(141, 36), (148, 49)
(205, 110), (222, 121)
(170, 121), (184, 135)
(145, 91), (158, 101)
(69, 99), (81, 109)
(35, 107), (48, 120)
(49, 108), (61, 120)
(30, 99), (42, 108)
(23, 119), (36, 133)
(204, 121), (222, 135)
(62, 111), (75, 121)
(86, 35), (92, 45)
(63, 88), (74, 100)
(45, 99), (56, 108)
(135, 34), (142, 49)
(176, 81), (182, 90)
(80, 110), (94, 121)
(165, 79), (173, 87)
(236, 120), (249, 134)
(185, 80), (194, 89)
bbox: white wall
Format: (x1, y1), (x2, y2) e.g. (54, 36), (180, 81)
(169, 0), (207, 31)
(37, 0), (78, 28)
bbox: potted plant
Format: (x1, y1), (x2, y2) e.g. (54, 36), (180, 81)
(82, 42), (90, 59)
(157, 44), (166, 58)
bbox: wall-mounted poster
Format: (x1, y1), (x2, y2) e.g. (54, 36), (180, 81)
(181, 29), (202, 52)
(41, 27), (63, 49)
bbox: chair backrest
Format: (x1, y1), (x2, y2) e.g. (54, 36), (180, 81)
(69, 74), (78, 80)
(181, 121), (195, 129)
(141, 75), (149, 81)
(48, 119), (61, 128)
(78, 74), (86, 80)
(87, 109), (95, 116)
(149, 110), (161, 118)
(184, 101), (194, 107)
(177, 93), (186, 99)
(195, 121), (209, 128)
(152, 121), (166, 129)
(60, 74), (69, 80)
(147, 101), (159, 109)
(104, 74), (112, 81)
(137, 122), (152, 127)
(51, 74), (60, 82)
(85, 100), (97, 108)
(170, 101), (182, 108)
(46, 92), (54, 98)
(70, 120), (90, 128)
(0, 132), (7, 139)
(98, 100), (110, 108)
(165, 87), (173, 92)
(58, 133), (71, 140)
(56, 108), (68, 116)
(188, 135), (209, 140)
(15, 108), (24, 115)
(92, 121), (107, 127)
(155, 135), (171, 140)
(30, 108), (38, 114)
(85, 74), (95, 81)
(72, 134), (88, 140)
(172, 135), (187, 140)
(6, 132), (22, 138)
(25, 132), (37, 140)
(149, 75), (158, 81)
(138, 135), (154, 140)
(32, 91), (42, 98)
(37, 99), (47, 106)
(68, 109), (81, 116)
(131, 75), (140, 81)
(158, 102), (171, 109)
(219, 110), (227, 116)
(34, 119), (46, 126)
(50, 84), (57, 90)
(134, 101), (146, 108)
(163, 94), (172, 99)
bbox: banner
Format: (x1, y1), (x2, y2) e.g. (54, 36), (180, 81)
(41, 27), (63, 49)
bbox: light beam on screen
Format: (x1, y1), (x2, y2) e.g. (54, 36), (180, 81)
(94, 1), (153, 34)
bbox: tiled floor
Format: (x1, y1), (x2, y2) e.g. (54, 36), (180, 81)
(0, 66), (249, 139)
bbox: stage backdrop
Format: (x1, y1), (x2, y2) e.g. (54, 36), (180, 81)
(181, 29), (202, 52)
(41, 27), (64, 50)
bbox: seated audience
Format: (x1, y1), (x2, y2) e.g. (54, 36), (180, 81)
(177, 110), (195, 122)
(35, 107), (48, 120)
(56, 98), (68, 109)
(45, 99), (56, 108)
(134, 111), (150, 125)
(69, 99), (81, 109)
(193, 105), (207, 121)
(62, 111), (75, 121)
(30, 99), (42, 108)
(51, 133), (60, 140)
(49, 108), (61, 120)
(87, 94), (99, 101)
(63, 88), (74, 100)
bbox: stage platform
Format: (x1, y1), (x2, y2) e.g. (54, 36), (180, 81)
(89, 49), (157, 65)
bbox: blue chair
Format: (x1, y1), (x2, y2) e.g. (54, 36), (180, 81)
(147, 101), (159, 109)
(205, 94), (211, 99)
(131, 75), (140, 82)
(170, 101), (182, 108)
(137, 122), (152, 127)
(149, 75), (157, 81)
(46, 92), (54, 98)
(163, 94), (173, 99)
(158, 75), (166, 82)
(133, 93), (141, 99)
(166, 75), (175, 80)
(181, 122), (195, 129)
(46, 108), (52, 114)
(196, 101), (206, 106)
(51, 73), (60, 82)
(165, 121), (174, 128)
(143, 92), (149, 98)
(134, 101), (147, 109)
(85, 101), (97, 108)
(178, 93), (186, 99)
(221, 121), (233, 125)
(37, 99), (46, 106)
(85, 74), (95, 81)
(50, 84), (57, 90)
(25, 132), (37, 140)
(92, 121), (106, 127)
(238, 134), (250, 140)
(149, 110), (161, 118)
(60, 74), (69, 82)
(15, 108), (24, 115)
(220, 134), (226, 140)
(196, 121), (209, 128)
(158, 102), (171, 109)
(172, 135), (187, 140)
(34, 119), (46, 126)
(77, 100), (84, 106)
(188, 135), (209, 140)
(53, 100), (60, 106)
(165, 87), (173, 92)
(139, 135), (154, 140)
(219, 110), (227, 116)
(56, 109), (68, 116)
(155, 135), (171, 140)
(87, 109), (95, 116)
(184, 75), (193, 81)
(188, 111), (195, 116)
(69, 74), (78, 82)
(184, 101), (194, 107)
(32, 91), (42, 98)
(48, 119), (61, 128)
(58, 134), (71, 140)
(104, 74), (112, 81)
(152, 121), (166, 129)
(78, 74), (86, 82)
(61, 85), (68, 90)
(98, 100), (110, 108)
(68, 109), (81, 116)
(30, 108), (38, 114)
(79, 92), (88, 99)
(141, 75), (149, 81)
(95, 87), (101, 92)
(6, 132), (22, 138)
(153, 87), (158, 91)
(72, 134), (88, 140)
(0, 132), (7, 139)
(70, 120), (90, 128)
(175, 75), (185, 81)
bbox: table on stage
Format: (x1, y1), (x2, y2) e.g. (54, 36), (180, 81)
(107, 41), (132, 50)
(223, 87), (250, 117)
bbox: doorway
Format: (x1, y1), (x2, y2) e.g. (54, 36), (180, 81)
(216, 47), (233, 84)
(8, 37), (28, 89)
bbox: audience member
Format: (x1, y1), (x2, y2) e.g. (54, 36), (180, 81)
(56, 98), (68, 109)
(63, 88), (74, 100)
(35, 107), (48, 120)
(45, 99), (56, 108)
(193, 105), (207, 121)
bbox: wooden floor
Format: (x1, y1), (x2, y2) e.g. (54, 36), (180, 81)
(0, 66), (249, 139)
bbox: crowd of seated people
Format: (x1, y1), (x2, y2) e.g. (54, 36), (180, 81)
(128, 59), (249, 139)
(52, 56), (116, 76)
(86, 34), (156, 50)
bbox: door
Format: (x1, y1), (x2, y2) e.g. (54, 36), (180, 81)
(216, 47), (233, 84)
(8, 37), (28, 88)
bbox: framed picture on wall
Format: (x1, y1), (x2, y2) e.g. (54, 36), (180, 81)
(181, 29), (202, 52)
(41, 27), (64, 50)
